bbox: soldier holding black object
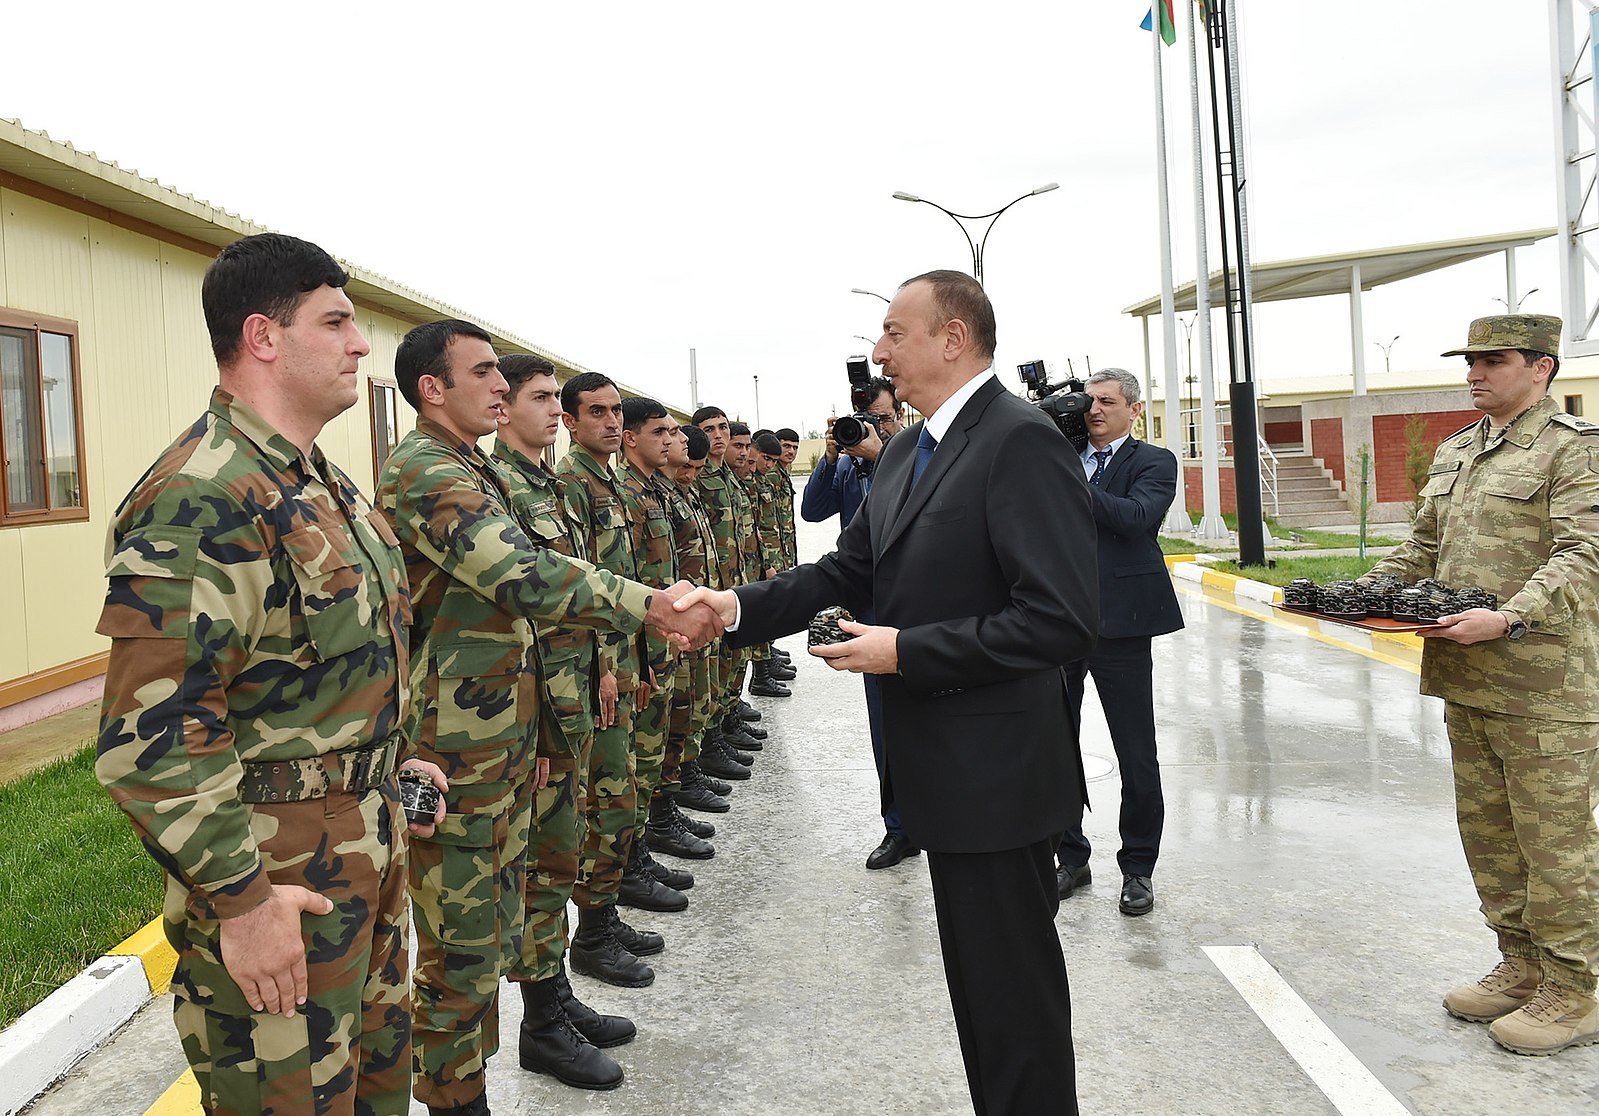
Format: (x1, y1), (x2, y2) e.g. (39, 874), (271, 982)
(96, 233), (444, 1116)
(1367, 314), (1599, 1056)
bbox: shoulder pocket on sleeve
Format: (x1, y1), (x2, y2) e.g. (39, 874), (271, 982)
(97, 527), (202, 639)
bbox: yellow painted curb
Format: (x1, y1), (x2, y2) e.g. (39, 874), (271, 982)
(108, 918), (176, 996)
(1162, 554), (1199, 566)
(143, 1069), (199, 1116)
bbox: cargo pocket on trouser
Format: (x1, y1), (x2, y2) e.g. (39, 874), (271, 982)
(173, 998), (312, 1116)
(408, 806), (509, 1090)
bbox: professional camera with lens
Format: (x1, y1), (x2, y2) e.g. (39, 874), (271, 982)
(832, 356), (890, 452)
(1017, 359), (1091, 453)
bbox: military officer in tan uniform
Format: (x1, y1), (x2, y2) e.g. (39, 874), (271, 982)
(1368, 314), (1599, 1056)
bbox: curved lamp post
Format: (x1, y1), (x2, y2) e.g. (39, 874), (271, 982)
(891, 184), (1059, 286)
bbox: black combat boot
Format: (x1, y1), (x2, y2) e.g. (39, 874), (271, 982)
(518, 977), (624, 1090)
(427, 1096), (490, 1116)
(647, 793), (716, 859)
(698, 734), (752, 780)
(772, 646), (793, 664)
(672, 798), (715, 839)
(740, 718), (769, 740)
(737, 700), (762, 722)
(618, 839), (688, 912)
(748, 658), (792, 698)
(553, 964), (635, 1047)
(721, 715), (764, 755)
(612, 907), (665, 957)
(641, 842), (694, 890)
(570, 905), (655, 987)
(767, 656), (797, 681)
(686, 757), (733, 797)
(673, 763), (733, 813)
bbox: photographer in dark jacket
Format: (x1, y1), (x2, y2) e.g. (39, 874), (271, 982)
(1056, 368), (1184, 916)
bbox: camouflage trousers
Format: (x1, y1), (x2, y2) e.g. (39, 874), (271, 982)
(410, 765), (533, 1107)
(633, 670), (676, 838)
(663, 648), (713, 791)
(1446, 703), (1599, 993)
(574, 690), (637, 908)
(716, 641), (751, 720)
(170, 782), (410, 1116)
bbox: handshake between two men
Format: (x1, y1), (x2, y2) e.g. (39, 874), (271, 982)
(669, 585), (901, 676)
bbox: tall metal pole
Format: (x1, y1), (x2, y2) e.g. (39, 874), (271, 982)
(1151, 15), (1190, 534)
(1187, 0), (1225, 540)
(689, 347), (699, 411)
(753, 375), (761, 428)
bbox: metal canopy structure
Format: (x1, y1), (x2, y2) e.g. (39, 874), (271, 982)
(1124, 228), (1556, 397)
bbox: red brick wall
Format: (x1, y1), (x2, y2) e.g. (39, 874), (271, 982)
(1310, 419), (1345, 485)
(1371, 410), (1479, 503)
(1182, 464), (1238, 515)
(1263, 421), (1301, 446)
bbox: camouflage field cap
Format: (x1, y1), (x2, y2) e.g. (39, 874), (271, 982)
(1441, 314), (1562, 358)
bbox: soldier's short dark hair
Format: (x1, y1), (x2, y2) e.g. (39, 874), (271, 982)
(901, 269), (996, 362)
(203, 233), (350, 367)
(1518, 349), (1562, 382)
(562, 371), (618, 414)
(621, 396), (668, 432)
(754, 431), (782, 457)
(728, 421), (751, 438)
(395, 319), (494, 411)
(866, 376), (901, 414)
(775, 427), (799, 442)
(683, 425), (710, 461)
(691, 405), (726, 426)
(501, 353), (557, 402)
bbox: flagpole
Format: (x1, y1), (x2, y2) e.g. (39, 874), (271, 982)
(1188, 0), (1227, 539)
(1152, 5), (1190, 535)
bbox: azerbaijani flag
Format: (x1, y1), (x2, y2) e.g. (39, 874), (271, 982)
(1140, 0), (1176, 45)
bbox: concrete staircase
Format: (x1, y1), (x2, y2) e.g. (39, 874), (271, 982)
(1264, 447), (1354, 528)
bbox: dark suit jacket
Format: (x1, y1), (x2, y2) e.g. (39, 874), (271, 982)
(1088, 438), (1184, 640)
(730, 376), (1098, 853)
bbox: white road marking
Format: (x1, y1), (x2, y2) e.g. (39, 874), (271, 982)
(1204, 944), (1412, 1116)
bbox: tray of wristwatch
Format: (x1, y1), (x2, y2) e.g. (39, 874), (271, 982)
(1270, 575), (1496, 633)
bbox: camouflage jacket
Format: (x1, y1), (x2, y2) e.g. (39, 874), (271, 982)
(667, 478), (720, 591)
(696, 459), (744, 589)
(772, 465), (798, 567)
(380, 420), (652, 774)
(492, 440), (600, 709)
(95, 388), (410, 921)
(617, 458), (679, 680)
(1369, 395), (1599, 719)
(734, 471), (762, 582)
(754, 469), (784, 574)
(557, 445), (642, 690)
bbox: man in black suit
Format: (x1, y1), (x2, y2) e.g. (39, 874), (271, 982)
(1056, 368), (1184, 918)
(675, 271), (1096, 1115)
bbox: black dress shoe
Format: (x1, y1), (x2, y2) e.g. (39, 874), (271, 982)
(1056, 862), (1091, 900)
(1119, 874), (1154, 916)
(865, 832), (921, 870)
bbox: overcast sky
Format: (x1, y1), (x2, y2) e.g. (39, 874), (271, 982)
(0, 1), (1562, 435)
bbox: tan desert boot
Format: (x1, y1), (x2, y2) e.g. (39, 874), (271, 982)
(1488, 982), (1599, 1056)
(1443, 957), (1541, 1023)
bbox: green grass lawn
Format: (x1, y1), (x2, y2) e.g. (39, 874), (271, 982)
(0, 744), (162, 1028)
(1208, 555), (1385, 587)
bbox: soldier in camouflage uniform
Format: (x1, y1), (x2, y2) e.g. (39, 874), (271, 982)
(1367, 315), (1599, 1057)
(660, 425), (734, 815)
(749, 429), (798, 696)
(619, 400), (719, 881)
(491, 354), (634, 1091)
(379, 325), (719, 1113)
(556, 372), (672, 984)
(96, 234), (445, 1116)
(729, 424), (789, 710)
(689, 408), (753, 783)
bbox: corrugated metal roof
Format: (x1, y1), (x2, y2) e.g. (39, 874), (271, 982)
(0, 117), (679, 411)
(1123, 229), (1558, 317)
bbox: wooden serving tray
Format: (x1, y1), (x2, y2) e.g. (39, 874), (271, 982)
(1270, 602), (1440, 634)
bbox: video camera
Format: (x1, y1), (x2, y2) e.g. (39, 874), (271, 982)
(833, 356), (890, 452)
(1017, 359), (1091, 454)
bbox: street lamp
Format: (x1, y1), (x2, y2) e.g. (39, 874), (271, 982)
(1493, 288), (1540, 313)
(753, 374), (761, 428)
(1374, 334), (1400, 374)
(891, 183), (1059, 286)
(850, 288), (891, 304)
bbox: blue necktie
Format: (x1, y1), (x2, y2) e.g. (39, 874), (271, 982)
(911, 428), (938, 488)
(1089, 449), (1111, 486)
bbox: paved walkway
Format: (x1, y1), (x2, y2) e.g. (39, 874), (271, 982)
(25, 512), (1599, 1115)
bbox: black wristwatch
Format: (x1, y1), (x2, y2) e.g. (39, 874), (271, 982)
(1502, 612), (1527, 641)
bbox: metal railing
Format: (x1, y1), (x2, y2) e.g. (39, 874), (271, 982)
(1257, 433), (1279, 518)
